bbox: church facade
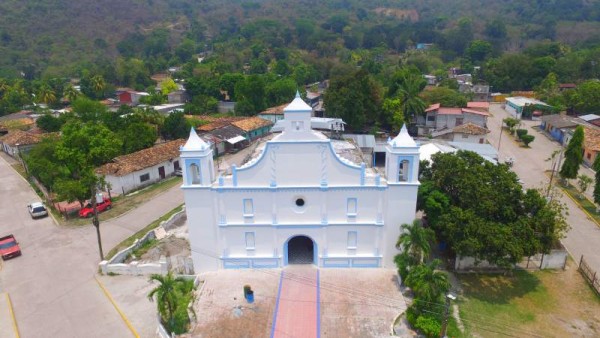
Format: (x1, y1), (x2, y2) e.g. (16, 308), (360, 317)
(181, 93), (420, 273)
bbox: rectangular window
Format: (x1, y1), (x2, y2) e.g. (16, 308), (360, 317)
(427, 115), (436, 122)
(347, 198), (357, 216)
(140, 173), (150, 182)
(245, 232), (255, 250)
(462, 134), (469, 138)
(293, 121), (304, 131)
(399, 160), (410, 182)
(347, 231), (357, 249)
(243, 199), (254, 216)
(587, 152), (592, 160)
(455, 117), (464, 126)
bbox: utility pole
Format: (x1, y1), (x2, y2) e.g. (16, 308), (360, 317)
(497, 120), (504, 153)
(91, 187), (104, 260)
(440, 293), (456, 338)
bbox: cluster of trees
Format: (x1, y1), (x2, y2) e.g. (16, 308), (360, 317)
(24, 98), (193, 206)
(419, 151), (569, 269)
(395, 221), (458, 337)
(148, 273), (195, 334)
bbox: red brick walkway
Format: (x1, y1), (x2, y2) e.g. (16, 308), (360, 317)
(271, 267), (320, 338)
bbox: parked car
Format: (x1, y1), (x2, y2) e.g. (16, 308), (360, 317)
(27, 202), (48, 219)
(78, 198), (112, 218)
(0, 235), (22, 260)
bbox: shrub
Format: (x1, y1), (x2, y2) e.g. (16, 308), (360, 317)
(415, 315), (442, 338)
(516, 128), (528, 140)
(521, 134), (535, 146)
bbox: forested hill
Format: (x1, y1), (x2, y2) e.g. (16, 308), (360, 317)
(0, 0), (599, 78)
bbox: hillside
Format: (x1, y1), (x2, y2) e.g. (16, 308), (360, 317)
(0, 0), (599, 78)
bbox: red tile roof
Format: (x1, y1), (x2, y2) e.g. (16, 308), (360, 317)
(425, 103), (440, 113)
(437, 108), (463, 115)
(462, 108), (490, 116)
(96, 139), (185, 177)
(453, 123), (490, 135)
(466, 102), (490, 109)
(0, 130), (42, 146)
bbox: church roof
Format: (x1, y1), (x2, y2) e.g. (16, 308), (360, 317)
(389, 125), (417, 148)
(283, 91), (312, 112)
(182, 128), (210, 151)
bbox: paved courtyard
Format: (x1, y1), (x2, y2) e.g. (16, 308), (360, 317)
(190, 268), (404, 338)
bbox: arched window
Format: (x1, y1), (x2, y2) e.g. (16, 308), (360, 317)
(190, 163), (200, 184)
(399, 160), (409, 182)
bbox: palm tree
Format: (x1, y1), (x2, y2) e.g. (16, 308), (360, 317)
(398, 74), (427, 122)
(404, 259), (451, 302)
(90, 75), (106, 94)
(396, 220), (435, 263)
(37, 84), (56, 104)
(147, 272), (187, 328)
(63, 84), (79, 102)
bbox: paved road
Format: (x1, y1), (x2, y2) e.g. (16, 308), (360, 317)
(487, 104), (600, 273)
(0, 140), (259, 337)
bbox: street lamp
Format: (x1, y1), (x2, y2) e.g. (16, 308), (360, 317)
(440, 293), (456, 338)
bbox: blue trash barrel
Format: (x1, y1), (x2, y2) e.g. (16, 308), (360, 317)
(246, 290), (254, 303)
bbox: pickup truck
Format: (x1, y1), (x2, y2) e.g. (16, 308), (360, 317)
(78, 198), (112, 218)
(0, 235), (22, 260)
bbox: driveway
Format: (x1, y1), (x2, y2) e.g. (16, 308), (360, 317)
(487, 104), (600, 274)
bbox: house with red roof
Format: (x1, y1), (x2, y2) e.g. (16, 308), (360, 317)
(419, 103), (490, 137)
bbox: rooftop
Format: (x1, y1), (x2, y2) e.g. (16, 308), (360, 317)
(0, 130), (42, 146)
(506, 96), (550, 107)
(96, 139), (185, 177)
(540, 114), (589, 129)
(452, 122), (490, 135)
(467, 101), (490, 109)
(259, 104), (287, 115)
(584, 127), (600, 152)
(231, 116), (273, 132)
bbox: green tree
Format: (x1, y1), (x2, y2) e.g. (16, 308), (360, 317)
(120, 122), (157, 154)
(63, 84), (80, 102)
(36, 114), (64, 132)
(234, 75), (267, 116)
(560, 126), (584, 180)
(388, 68), (427, 122)
(160, 78), (178, 95)
(577, 174), (593, 198)
(37, 84), (56, 105)
(573, 80), (600, 114)
(324, 69), (382, 131)
(265, 78), (297, 107)
(521, 134), (535, 147)
(91, 75), (106, 95)
(404, 259), (450, 302)
(382, 98), (405, 133)
(396, 220), (435, 264)
(466, 40), (493, 62)
(148, 273), (194, 334)
(161, 112), (189, 140)
(593, 156), (600, 208)
(420, 87), (467, 107)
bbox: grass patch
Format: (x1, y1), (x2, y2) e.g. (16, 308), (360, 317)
(557, 181), (600, 225)
(59, 176), (182, 226)
(457, 260), (600, 337)
(105, 204), (184, 260)
(130, 238), (158, 259)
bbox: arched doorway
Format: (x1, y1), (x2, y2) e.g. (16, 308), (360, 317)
(285, 236), (315, 265)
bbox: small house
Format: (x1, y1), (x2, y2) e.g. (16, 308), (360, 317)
(96, 139), (186, 195)
(419, 103), (489, 135)
(539, 114), (589, 145)
(505, 97), (551, 119)
(431, 122), (490, 144)
(583, 127), (600, 167)
(0, 130), (42, 158)
(231, 117), (273, 141)
(167, 90), (189, 104)
(258, 104), (287, 123)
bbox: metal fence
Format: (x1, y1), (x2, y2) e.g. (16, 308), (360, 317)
(579, 255), (600, 296)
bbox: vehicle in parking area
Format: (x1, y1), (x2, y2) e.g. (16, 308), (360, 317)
(78, 198), (112, 218)
(0, 235), (21, 260)
(27, 202), (48, 219)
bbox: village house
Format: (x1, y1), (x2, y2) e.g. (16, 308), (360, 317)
(583, 127), (600, 167)
(430, 122), (490, 144)
(96, 139), (185, 196)
(231, 116), (273, 141)
(167, 90), (189, 104)
(182, 93), (420, 273)
(0, 130), (42, 158)
(418, 103), (489, 136)
(539, 114), (590, 145)
(258, 104), (286, 123)
(504, 96), (552, 119)
(116, 89), (150, 105)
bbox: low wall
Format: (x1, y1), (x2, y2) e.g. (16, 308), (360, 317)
(99, 209), (186, 275)
(455, 248), (568, 272)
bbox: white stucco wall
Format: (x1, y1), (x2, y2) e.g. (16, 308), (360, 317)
(451, 133), (486, 143)
(103, 158), (181, 195)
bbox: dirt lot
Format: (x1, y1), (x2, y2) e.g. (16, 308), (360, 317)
(189, 268), (405, 338)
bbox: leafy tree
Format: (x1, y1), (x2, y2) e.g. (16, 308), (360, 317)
(396, 220), (435, 263)
(23, 136), (64, 189)
(573, 80), (600, 114)
(36, 114), (64, 132)
(120, 122), (157, 154)
(382, 98), (404, 133)
(593, 156), (600, 208)
(420, 87), (467, 107)
(521, 134), (535, 147)
(503, 117), (520, 133)
(219, 73), (244, 101)
(560, 126), (584, 180)
(577, 174), (593, 198)
(91, 75), (106, 96)
(516, 129), (528, 140)
(37, 84), (56, 105)
(160, 79), (178, 95)
(235, 75), (267, 115)
(421, 151), (568, 268)
(161, 112), (189, 140)
(466, 40), (493, 62)
(63, 84), (79, 102)
(265, 78), (297, 107)
(484, 18), (507, 40)
(324, 69), (382, 131)
(71, 97), (107, 122)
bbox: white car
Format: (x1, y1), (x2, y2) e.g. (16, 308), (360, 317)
(27, 202), (48, 219)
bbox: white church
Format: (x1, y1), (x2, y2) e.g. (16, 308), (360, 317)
(181, 93), (420, 273)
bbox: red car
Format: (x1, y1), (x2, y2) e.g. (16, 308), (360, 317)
(79, 198), (112, 218)
(0, 235), (22, 260)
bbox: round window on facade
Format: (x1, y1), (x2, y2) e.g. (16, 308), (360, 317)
(295, 198), (305, 207)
